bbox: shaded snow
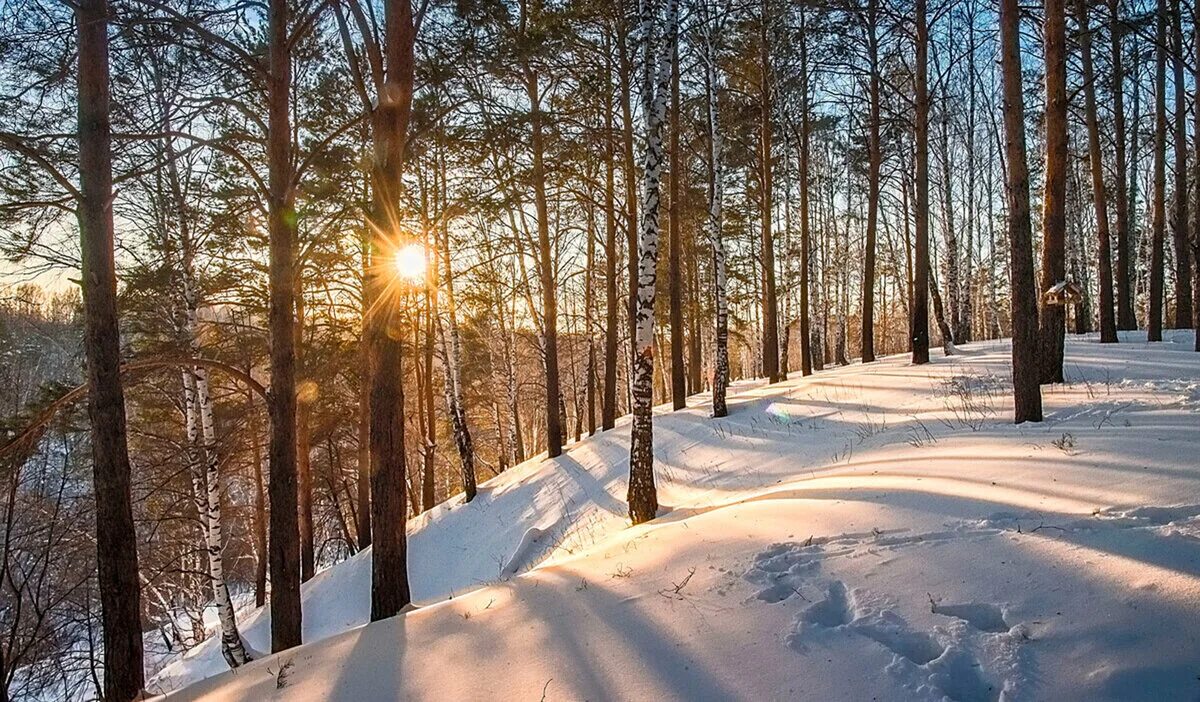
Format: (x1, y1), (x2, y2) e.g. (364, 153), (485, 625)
(150, 331), (1200, 701)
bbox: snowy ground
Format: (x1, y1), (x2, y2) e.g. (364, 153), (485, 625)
(151, 331), (1200, 701)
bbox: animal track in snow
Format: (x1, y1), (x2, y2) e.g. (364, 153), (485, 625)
(932, 602), (1010, 633)
(789, 581), (998, 702)
(795, 582), (943, 665)
(743, 534), (1015, 702)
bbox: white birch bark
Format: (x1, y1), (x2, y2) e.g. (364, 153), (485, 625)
(178, 269), (250, 668)
(627, 0), (679, 525)
(436, 228), (477, 501)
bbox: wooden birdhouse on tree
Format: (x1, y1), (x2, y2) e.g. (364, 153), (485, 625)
(1042, 280), (1083, 307)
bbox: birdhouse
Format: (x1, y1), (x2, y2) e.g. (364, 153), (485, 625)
(1042, 280), (1083, 307)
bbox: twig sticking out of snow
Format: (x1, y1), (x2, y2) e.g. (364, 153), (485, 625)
(658, 567), (697, 600)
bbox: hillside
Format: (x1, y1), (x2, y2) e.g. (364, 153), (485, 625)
(152, 332), (1200, 701)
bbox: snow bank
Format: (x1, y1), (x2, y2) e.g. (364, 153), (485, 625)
(152, 331), (1200, 701)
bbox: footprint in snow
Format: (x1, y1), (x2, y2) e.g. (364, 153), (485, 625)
(932, 602), (1010, 634)
(787, 581), (1000, 702)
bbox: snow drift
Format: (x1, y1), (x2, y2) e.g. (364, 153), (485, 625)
(152, 331), (1200, 701)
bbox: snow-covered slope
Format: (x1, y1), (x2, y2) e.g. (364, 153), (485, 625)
(153, 332), (1200, 701)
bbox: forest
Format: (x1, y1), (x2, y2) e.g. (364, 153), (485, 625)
(0, 0), (1198, 698)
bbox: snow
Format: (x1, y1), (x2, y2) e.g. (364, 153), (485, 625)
(151, 331), (1200, 701)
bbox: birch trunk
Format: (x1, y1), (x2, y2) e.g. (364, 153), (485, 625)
(628, 0), (679, 525)
(435, 143), (477, 501)
(158, 69), (249, 666)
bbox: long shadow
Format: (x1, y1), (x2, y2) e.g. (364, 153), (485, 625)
(663, 484), (1200, 579)
(556, 454), (628, 518)
(526, 573), (743, 701)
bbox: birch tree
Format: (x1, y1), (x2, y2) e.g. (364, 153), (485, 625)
(628, 0), (679, 525)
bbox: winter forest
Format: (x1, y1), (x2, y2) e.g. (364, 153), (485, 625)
(2, 0), (1200, 697)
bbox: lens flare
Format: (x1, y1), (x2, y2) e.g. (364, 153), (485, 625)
(394, 243), (427, 283)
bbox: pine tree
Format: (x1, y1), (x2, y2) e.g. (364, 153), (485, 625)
(912, 0), (931, 364)
(77, 0), (145, 694)
(1076, 0), (1118, 344)
(1039, 0), (1068, 382)
(1000, 0), (1044, 422)
(702, 2), (729, 417)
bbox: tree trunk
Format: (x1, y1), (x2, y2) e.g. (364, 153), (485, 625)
(252, 410), (269, 607)
(525, 63), (563, 458)
(181, 366), (249, 667)
(1111, 0), (1136, 331)
(668, 41), (686, 410)
(357, 224), (372, 548)
(1039, 0), (1068, 382)
(703, 19), (729, 417)
(265, 0), (302, 651)
(1076, 0), (1118, 343)
(368, 0), (415, 621)
(421, 244), (437, 512)
(629, 0), (678, 525)
(585, 202), (598, 435)
(619, 22), (639, 405)
(1000, 0), (1044, 422)
(1193, 0), (1200, 350)
(759, 0), (780, 383)
(1170, 0), (1192, 329)
(159, 82), (249, 665)
(938, 111), (960, 347)
(295, 284), (315, 582)
(77, 0), (145, 692)
(798, 12), (813, 377)
(861, 0), (880, 364)
(1149, 0), (1167, 341)
(603, 33), (620, 430)
(912, 0), (931, 364)
(436, 141), (476, 501)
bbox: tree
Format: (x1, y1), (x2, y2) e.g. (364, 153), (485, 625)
(603, 29), (620, 431)
(702, 2), (729, 416)
(628, 0), (678, 525)
(77, 0), (144, 694)
(265, 0), (302, 651)
(1000, 0), (1044, 422)
(1169, 0), (1191, 329)
(365, 0), (417, 621)
(759, 0), (781, 383)
(912, 0), (930, 364)
(860, 0), (881, 364)
(797, 7), (813, 377)
(1112, 0), (1136, 331)
(522, 0), (564, 459)
(1039, 0), (1068, 383)
(1193, 0), (1200, 350)
(668, 42), (686, 410)
(1149, 0), (1167, 342)
(1076, 0), (1117, 344)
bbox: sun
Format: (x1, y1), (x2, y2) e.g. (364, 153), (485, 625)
(393, 242), (427, 284)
